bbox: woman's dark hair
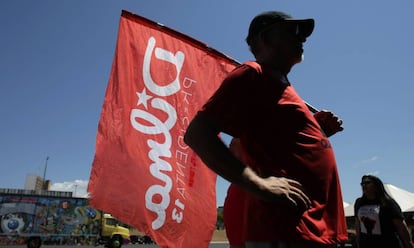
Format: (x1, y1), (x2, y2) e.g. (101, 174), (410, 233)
(360, 174), (394, 208)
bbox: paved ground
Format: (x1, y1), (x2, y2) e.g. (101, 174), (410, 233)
(7, 243), (229, 248)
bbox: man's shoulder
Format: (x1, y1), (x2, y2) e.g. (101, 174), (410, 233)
(230, 61), (260, 73)
(224, 61), (260, 82)
(242, 61), (262, 72)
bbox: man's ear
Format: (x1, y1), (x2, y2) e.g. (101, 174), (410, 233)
(259, 31), (269, 45)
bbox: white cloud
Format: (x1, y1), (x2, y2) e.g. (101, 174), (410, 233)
(353, 156), (379, 168)
(50, 179), (89, 198)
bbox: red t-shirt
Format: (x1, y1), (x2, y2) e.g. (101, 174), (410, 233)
(201, 62), (347, 244)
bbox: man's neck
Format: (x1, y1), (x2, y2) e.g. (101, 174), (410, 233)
(256, 59), (291, 76)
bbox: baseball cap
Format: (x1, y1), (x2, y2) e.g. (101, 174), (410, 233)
(246, 11), (315, 45)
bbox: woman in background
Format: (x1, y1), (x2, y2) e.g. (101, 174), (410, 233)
(354, 175), (413, 248)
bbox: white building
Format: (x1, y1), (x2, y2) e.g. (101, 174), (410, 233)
(24, 174), (50, 190)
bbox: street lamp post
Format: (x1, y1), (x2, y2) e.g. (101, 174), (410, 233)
(42, 156), (49, 190)
(74, 184), (78, 197)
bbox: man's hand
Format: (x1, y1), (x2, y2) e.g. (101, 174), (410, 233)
(313, 110), (344, 137)
(251, 175), (311, 212)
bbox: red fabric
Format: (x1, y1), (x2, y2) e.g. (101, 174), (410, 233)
(88, 10), (235, 248)
(201, 62), (348, 244)
(224, 184), (246, 245)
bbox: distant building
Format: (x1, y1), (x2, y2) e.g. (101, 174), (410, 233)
(0, 187), (72, 197)
(24, 174), (50, 191)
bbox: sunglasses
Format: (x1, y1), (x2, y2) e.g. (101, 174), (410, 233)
(262, 22), (303, 38)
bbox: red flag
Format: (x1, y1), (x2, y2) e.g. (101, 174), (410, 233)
(88, 10), (237, 248)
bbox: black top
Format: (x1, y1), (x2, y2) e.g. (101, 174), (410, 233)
(355, 197), (404, 248)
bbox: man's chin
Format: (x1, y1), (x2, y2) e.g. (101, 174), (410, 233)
(292, 55), (304, 65)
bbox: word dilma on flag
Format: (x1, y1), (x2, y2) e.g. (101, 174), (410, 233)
(88, 10), (237, 248)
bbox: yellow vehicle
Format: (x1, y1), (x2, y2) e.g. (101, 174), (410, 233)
(97, 213), (130, 248)
(0, 188), (130, 248)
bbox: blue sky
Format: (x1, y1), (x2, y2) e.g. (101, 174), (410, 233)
(1, 1), (414, 208)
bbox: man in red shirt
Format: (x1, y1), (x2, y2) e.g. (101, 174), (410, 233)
(185, 11), (347, 248)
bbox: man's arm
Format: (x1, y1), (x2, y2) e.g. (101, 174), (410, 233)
(184, 111), (311, 209)
(184, 111), (246, 183)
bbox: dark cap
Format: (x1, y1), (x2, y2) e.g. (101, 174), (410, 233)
(246, 11), (315, 45)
